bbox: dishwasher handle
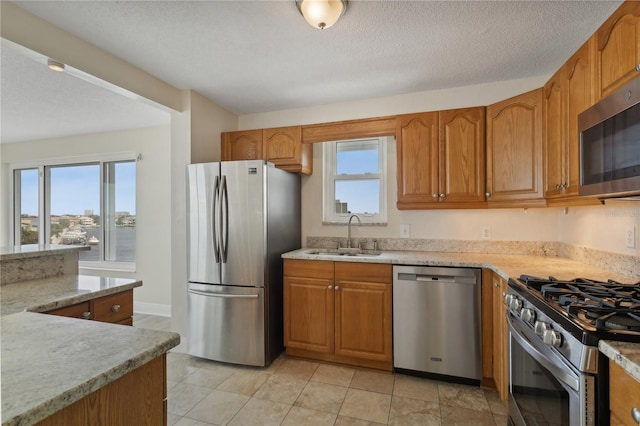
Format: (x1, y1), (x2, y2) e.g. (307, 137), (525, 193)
(397, 272), (476, 285)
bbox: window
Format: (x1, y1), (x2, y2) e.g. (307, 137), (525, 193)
(323, 137), (387, 223)
(12, 154), (137, 269)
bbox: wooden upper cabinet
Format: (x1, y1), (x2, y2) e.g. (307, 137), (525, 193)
(397, 112), (439, 208)
(263, 126), (312, 174)
(594, 0), (640, 100)
(565, 41), (594, 196)
(221, 130), (263, 161)
(439, 107), (486, 204)
(543, 68), (565, 199)
(486, 88), (546, 207)
(222, 127), (312, 174)
(397, 108), (486, 209)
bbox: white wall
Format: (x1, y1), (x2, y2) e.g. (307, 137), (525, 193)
(558, 201), (640, 256)
(0, 126), (174, 312)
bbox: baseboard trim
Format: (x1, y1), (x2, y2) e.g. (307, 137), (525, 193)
(134, 302), (171, 317)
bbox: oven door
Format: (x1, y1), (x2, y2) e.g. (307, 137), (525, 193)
(507, 314), (595, 426)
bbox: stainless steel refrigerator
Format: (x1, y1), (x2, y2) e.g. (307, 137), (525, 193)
(186, 160), (301, 367)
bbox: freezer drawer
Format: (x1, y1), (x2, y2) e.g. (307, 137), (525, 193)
(393, 265), (481, 381)
(187, 283), (265, 366)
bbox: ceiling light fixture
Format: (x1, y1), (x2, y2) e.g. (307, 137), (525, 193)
(296, 0), (347, 30)
(47, 59), (65, 72)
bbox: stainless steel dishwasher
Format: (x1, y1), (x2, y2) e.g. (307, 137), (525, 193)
(393, 265), (482, 383)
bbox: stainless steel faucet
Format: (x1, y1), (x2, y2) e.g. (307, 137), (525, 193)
(347, 214), (361, 248)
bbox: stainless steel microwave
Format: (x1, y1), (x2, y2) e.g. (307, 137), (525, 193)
(579, 76), (640, 199)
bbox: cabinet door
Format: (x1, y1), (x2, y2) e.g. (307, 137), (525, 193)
(263, 126), (312, 174)
(543, 68), (565, 199)
(565, 41), (593, 196)
(334, 262), (392, 363)
(609, 360), (640, 426)
(221, 130), (263, 161)
(396, 112), (439, 208)
(334, 280), (392, 362)
(439, 107), (486, 204)
(283, 276), (334, 353)
(486, 88), (545, 206)
(594, 1), (640, 99)
(492, 274), (508, 402)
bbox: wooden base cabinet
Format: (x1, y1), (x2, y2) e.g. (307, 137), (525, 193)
(45, 290), (134, 325)
(283, 259), (393, 371)
(609, 360), (640, 426)
(36, 355), (167, 426)
(485, 270), (508, 403)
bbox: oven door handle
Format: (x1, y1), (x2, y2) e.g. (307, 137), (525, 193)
(507, 314), (580, 392)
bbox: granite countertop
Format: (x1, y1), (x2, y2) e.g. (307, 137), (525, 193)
(0, 244), (89, 260)
(599, 340), (640, 383)
(1, 312), (180, 426)
(0, 274), (143, 316)
(282, 249), (636, 283)
(0, 275), (179, 426)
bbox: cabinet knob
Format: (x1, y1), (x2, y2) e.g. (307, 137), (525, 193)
(485, 192), (491, 197)
(439, 193), (445, 198)
(631, 407), (640, 423)
(555, 184), (560, 190)
(327, 285), (333, 290)
(432, 193), (438, 198)
(335, 286), (340, 291)
(636, 63), (640, 72)
(81, 311), (91, 320)
(111, 304), (121, 313)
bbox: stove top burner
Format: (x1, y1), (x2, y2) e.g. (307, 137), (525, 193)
(518, 275), (640, 334)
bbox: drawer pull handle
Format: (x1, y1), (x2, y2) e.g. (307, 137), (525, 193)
(111, 304), (121, 313)
(632, 407), (640, 423)
(81, 311), (91, 320)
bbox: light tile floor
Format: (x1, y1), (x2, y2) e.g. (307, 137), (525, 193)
(134, 314), (508, 426)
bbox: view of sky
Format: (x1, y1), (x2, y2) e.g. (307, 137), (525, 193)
(19, 162), (136, 216)
(335, 142), (380, 214)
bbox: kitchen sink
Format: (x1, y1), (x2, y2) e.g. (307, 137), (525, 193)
(304, 249), (382, 257)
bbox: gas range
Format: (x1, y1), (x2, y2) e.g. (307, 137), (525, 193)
(508, 275), (640, 347)
(506, 274), (640, 426)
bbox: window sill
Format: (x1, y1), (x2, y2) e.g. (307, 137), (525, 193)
(322, 221), (387, 226)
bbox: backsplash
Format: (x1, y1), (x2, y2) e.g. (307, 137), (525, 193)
(305, 237), (639, 279)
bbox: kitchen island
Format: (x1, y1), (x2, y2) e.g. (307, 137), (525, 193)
(0, 246), (180, 425)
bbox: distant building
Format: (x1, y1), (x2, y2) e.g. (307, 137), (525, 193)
(84, 209), (94, 216)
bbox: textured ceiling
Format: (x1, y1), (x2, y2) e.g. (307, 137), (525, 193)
(1, 0), (624, 143)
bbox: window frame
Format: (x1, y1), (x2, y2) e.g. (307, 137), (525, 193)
(10, 152), (138, 271)
(322, 137), (388, 224)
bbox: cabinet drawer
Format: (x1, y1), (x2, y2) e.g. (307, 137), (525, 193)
(335, 262), (392, 284)
(46, 302), (91, 320)
(91, 290), (133, 323)
(284, 259), (334, 279)
(609, 360), (640, 426)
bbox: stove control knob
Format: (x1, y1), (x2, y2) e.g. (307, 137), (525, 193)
(520, 308), (536, 325)
(534, 321), (550, 336)
(509, 297), (523, 313)
(543, 330), (563, 348)
(504, 294), (514, 306)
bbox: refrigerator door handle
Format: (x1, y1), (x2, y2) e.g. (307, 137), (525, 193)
(188, 289), (259, 299)
(220, 175), (229, 263)
(212, 175), (221, 263)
